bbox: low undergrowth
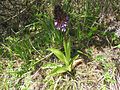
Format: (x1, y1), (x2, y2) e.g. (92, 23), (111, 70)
(0, 0), (120, 90)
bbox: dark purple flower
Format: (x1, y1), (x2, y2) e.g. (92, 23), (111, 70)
(54, 5), (69, 32)
(54, 16), (68, 32)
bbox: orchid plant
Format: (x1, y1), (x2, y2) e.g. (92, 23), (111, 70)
(42, 39), (78, 76)
(41, 5), (76, 76)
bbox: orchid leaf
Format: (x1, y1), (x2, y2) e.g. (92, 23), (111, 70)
(42, 63), (63, 69)
(49, 66), (68, 76)
(47, 48), (69, 65)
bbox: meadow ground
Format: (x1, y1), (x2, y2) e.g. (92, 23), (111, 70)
(0, 0), (120, 90)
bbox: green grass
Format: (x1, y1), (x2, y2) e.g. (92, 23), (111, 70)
(0, 0), (120, 90)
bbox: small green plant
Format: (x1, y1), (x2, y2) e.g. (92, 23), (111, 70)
(95, 55), (116, 85)
(42, 39), (78, 76)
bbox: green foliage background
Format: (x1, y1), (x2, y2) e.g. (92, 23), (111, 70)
(0, 0), (120, 90)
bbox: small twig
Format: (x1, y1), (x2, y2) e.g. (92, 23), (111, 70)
(0, 8), (26, 25)
(54, 76), (62, 90)
(0, 0), (35, 25)
(29, 39), (41, 55)
(105, 36), (112, 48)
(29, 39), (53, 63)
(40, 53), (53, 61)
(31, 67), (41, 79)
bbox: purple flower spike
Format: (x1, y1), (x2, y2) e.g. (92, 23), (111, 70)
(54, 5), (69, 32)
(54, 16), (69, 32)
